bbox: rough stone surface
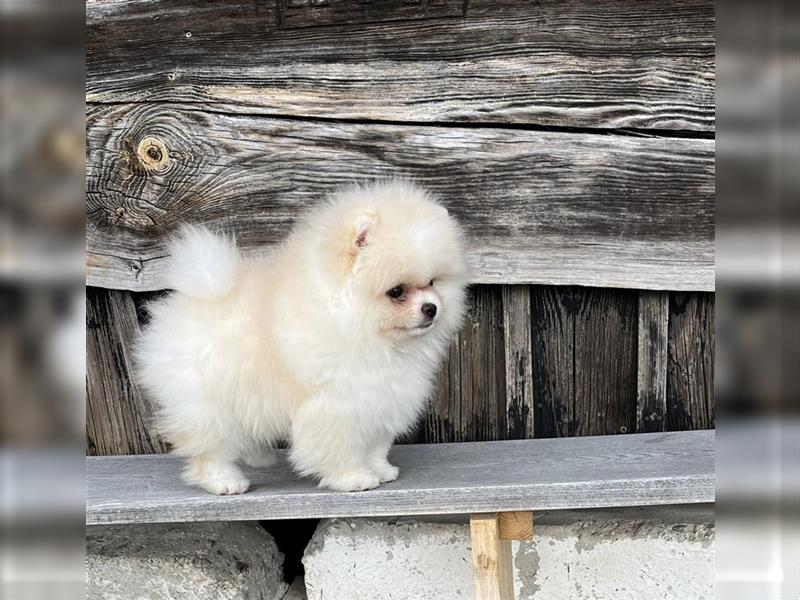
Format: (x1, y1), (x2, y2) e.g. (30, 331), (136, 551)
(303, 507), (714, 600)
(87, 522), (287, 600)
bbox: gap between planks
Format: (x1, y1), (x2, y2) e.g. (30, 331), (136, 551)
(86, 101), (716, 140)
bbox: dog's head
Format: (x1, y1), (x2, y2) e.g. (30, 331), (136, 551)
(314, 180), (468, 343)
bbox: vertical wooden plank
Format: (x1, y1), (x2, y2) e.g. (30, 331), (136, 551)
(470, 513), (514, 600)
(531, 286), (576, 438)
(415, 286), (505, 443)
(667, 292), (715, 430)
(417, 340), (461, 443)
(462, 286), (506, 442)
(637, 291), (669, 432)
(573, 288), (638, 436)
(86, 288), (167, 455)
(533, 287), (638, 438)
(502, 285), (534, 439)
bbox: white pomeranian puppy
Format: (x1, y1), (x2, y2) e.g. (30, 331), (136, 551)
(135, 180), (468, 495)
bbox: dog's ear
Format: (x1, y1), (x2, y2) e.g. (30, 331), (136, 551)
(352, 210), (377, 252)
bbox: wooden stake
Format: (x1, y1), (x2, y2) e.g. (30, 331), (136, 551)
(470, 513), (515, 600)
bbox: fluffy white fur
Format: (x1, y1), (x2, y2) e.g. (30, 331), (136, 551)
(135, 180), (468, 495)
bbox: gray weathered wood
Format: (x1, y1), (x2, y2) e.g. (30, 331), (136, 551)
(532, 287), (638, 438)
(415, 286), (506, 443)
(86, 430), (715, 525)
(278, 0), (466, 28)
(86, 104), (715, 292)
(86, 0), (714, 131)
(502, 286), (534, 439)
(637, 291), (669, 432)
(573, 288), (638, 436)
(531, 286), (575, 438)
(86, 286), (715, 454)
(86, 288), (167, 455)
(667, 292), (715, 430)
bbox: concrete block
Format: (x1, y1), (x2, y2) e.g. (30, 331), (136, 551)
(303, 507), (714, 600)
(87, 522), (287, 600)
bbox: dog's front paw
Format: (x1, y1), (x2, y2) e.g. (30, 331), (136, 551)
(320, 470), (381, 492)
(200, 474), (251, 495)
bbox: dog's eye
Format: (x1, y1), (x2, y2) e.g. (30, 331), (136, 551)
(428, 279), (435, 287)
(386, 286), (405, 300)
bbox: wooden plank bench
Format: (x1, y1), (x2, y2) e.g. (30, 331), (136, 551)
(87, 430), (714, 598)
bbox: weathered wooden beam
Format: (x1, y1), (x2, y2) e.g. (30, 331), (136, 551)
(637, 291), (669, 432)
(532, 287), (639, 438)
(470, 513), (515, 600)
(86, 105), (715, 292)
(87, 430), (715, 525)
(667, 293), (715, 430)
(417, 286), (506, 443)
(86, 288), (167, 455)
(531, 286), (575, 438)
(572, 289), (639, 436)
(86, 0), (715, 131)
(502, 286), (534, 439)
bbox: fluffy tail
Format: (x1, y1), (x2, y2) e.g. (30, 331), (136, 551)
(164, 225), (241, 299)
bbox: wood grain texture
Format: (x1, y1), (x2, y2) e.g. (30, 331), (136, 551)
(86, 286), (508, 450)
(414, 286), (506, 443)
(86, 104), (715, 292)
(573, 289), (638, 436)
(86, 430), (716, 525)
(531, 287), (575, 438)
(86, 0), (714, 131)
(86, 288), (167, 455)
(637, 291), (669, 432)
(498, 511), (534, 541)
(532, 287), (638, 438)
(470, 513), (515, 600)
(278, 0), (465, 28)
(502, 286), (534, 439)
(667, 292), (715, 430)
(86, 286), (715, 454)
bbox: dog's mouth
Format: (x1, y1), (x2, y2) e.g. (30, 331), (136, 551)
(400, 321), (434, 336)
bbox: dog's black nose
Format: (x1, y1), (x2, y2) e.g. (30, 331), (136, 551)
(421, 303), (437, 318)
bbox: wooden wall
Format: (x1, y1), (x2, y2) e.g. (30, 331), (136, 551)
(86, 0), (715, 455)
(87, 285), (714, 454)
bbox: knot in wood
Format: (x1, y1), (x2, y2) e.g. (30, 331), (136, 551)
(137, 137), (170, 171)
